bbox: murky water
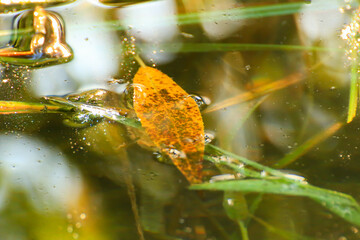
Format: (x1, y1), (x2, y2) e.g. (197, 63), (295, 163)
(1, 0), (360, 239)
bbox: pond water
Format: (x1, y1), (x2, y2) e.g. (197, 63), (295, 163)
(0, 0), (359, 239)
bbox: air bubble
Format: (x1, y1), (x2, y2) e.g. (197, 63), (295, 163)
(163, 148), (186, 159)
(189, 94), (211, 111)
(152, 151), (172, 164)
(123, 84), (134, 108)
(80, 213), (86, 220)
(204, 130), (215, 144)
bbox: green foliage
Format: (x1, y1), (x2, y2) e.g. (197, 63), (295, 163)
(191, 144), (360, 227)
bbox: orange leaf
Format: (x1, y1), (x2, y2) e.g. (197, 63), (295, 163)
(133, 66), (204, 184)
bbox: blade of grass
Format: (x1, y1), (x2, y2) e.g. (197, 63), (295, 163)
(347, 56), (359, 123)
(153, 43), (341, 53)
(204, 155), (262, 179)
(206, 144), (288, 178)
(72, 1), (335, 32)
(250, 214), (319, 240)
(0, 100), (72, 114)
(273, 122), (343, 169)
(177, 1), (329, 26)
(238, 220), (249, 240)
(190, 179), (360, 227)
(0, 99), (142, 129)
(203, 73), (302, 114)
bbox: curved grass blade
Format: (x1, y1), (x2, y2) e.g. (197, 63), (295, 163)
(205, 144), (287, 178)
(155, 43), (340, 53)
(191, 179), (360, 226)
(177, 1), (327, 26)
(203, 73), (302, 114)
(202, 144), (360, 226)
(347, 54), (359, 123)
(273, 122), (343, 168)
(67, 1), (335, 33)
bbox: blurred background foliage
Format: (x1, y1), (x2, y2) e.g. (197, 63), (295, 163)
(1, 0), (360, 239)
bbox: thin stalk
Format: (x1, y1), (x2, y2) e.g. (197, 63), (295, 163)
(134, 54), (146, 68)
(153, 43), (340, 53)
(347, 53), (359, 123)
(273, 122), (343, 169)
(122, 152), (145, 240)
(0, 101), (72, 114)
(238, 220), (249, 240)
(203, 73), (302, 114)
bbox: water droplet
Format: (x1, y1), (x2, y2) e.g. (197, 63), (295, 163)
(66, 89), (108, 106)
(67, 225), (73, 233)
(123, 83), (134, 108)
(0, 7), (73, 67)
(80, 213), (86, 220)
(351, 226), (359, 234)
(226, 198), (234, 206)
(189, 94), (211, 111)
(209, 174), (236, 182)
(75, 222), (82, 228)
(152, 151), (172, 164)
(63, 112), (99, 128)
(204, 130), (215, 144)
(163, 148), (186, 159)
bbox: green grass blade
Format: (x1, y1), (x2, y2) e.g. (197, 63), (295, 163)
(273, 122), (343, 168)
(190, 179), (360, 226)
(238, 220), (249, 240)
(347, 57), (359, 123)
(0, 100), (72, 114)
(177, 2), (326, 25)
(251, 215), (318, 240)
(154, 43), (340, 53)
(206, 144), (288, 178)
(204, 155), (262, 179)
(73, 1), (335, 32)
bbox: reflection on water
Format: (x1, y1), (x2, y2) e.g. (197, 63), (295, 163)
(1, 0), (360, 239)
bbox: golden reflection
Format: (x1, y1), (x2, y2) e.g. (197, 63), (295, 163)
(0, 0), (75, 13)
(0, 6), (73, 67)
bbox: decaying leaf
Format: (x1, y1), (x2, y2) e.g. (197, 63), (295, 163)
(133, 66), (204, 184)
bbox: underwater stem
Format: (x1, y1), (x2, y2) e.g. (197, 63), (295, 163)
(347, 54), (359, 123)
(238, 220), (249, 240)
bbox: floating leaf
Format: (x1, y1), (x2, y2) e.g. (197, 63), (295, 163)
(133, 66), (204, 184)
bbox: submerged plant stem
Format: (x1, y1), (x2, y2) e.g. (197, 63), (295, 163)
(203, 73), (302, 114)
(0, 100), (72, 114)
(238, 220), (249, 240)
(347, 55), (359, 123)
(273, 122), (343, 169)
(134, 54), (146, 68)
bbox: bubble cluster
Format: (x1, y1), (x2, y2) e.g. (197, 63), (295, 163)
(339, 0), (353, 13)
(341, 7), (360, 60)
